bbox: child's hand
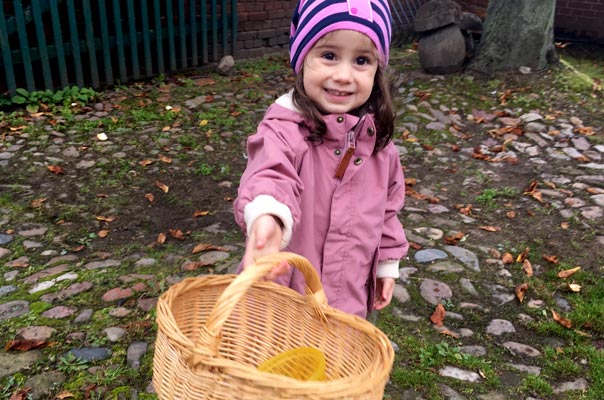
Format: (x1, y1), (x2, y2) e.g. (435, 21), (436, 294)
(374, 277), (395, 310)
(242, 214), (289, 280)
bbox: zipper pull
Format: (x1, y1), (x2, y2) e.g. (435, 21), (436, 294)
(335, 130), (356, 179)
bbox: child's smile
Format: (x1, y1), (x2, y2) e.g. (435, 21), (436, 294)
(303, 30), (378, 115)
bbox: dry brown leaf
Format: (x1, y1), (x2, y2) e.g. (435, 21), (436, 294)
(54, 390), (76, 399)
(543, 254), (559, 264)
(138, 159), (154, 166)
(516, 247), (530, 263)
(439, 329), (460, 339)
(47, 165), (65, 175)
(98, 230), (109, 238)
(430, 303), (446, 327)
(95, 215), (116, 222)
(551, 310), (572, 329)
(5, 339), (47, 351)
(560, 221), (570, 229)
(522, 259), (533, 277)
(194, 77), (216, 86)
(182, 260), (213, 271)
(9, 388), (31, 400)
(169, 229), (186, 240)
(502, 252), (514, 264)
(515, 283), (528, 303)
(557, 266), (581, 279)
(144, 193), (155, 203)
(162, 125), (171, 132)
(506, 210), (516, 219)
(30, 197), (47, 208)
(192, 210), (210, 217)
(157, 232), (167, 244)
(568, 283), (582, 292)
(155, 181), (169, 193)
(444, 232), (465, 245)
(159, 154), (172, 163)
(192, 243), (228, 254)
(479, 225), (501, 232)
(586, 187), (604, 195)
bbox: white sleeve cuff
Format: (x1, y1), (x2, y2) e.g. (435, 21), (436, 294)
(243, 194), (293, 249)
(376, 259), (400, 279)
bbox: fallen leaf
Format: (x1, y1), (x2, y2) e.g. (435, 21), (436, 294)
(30, 197), (47, 208)
(193, 210), (210, 217)
(458, 204), (473, 215)
(543, 254), (559, 264)
(53, 390), (76, 399)
(47, 165), (65, 175)
(557, 266), (581, 279)
(9, 388), (31, 400)
(506, 211), (516, 219)
(155, 181), (169, 193)
(194, 77), (216, 86)
(192, 243), (228, 254)
(479, 225), (501, 232)
(95, 215), (116, 222)
(409, 242), (422, 250)
(5, 339), (47, 351)
(444, 231), (466, 245)
(430, 303), (446, 327)
(522, 259), (533, 277)
(162, 125), (171, 132)
(144, 193), (155, 203)
(157, 233), (166, 244)
(70, 244), (86, 252)
(568, 283), (582, 292)
(552, 309), (572, 329)
(502, 252), (514, 264)
(138, 159), (154, 166)
(439, 329), (460, 338)
(182, 260), (213, 271)
(169, 229), (186, 240)
(586, 187), (604, 195)
(96, 132), (108, 141)
(516, 247), (530, 263)
(560, 221), (570, 229)
(159, 154), (172, 163)
(98, 230), (109, 238)
(515, 283), (528, 303)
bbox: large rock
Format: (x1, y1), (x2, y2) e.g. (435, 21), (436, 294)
(414, 0), (462, 32)
(418, 24), (466, 74)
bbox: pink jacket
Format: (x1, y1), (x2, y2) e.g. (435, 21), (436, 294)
(234, 93), (408, 317)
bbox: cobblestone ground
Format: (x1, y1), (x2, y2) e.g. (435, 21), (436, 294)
(0, 49), (603, 399)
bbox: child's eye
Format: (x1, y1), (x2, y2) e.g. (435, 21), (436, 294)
(322, 52), (336, 61)
(356, 56), (371, 65)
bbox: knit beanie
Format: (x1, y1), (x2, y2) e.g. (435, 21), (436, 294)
(289, 0), (392, 73)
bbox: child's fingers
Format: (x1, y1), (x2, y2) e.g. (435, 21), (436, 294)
(264, 260), (290, 281)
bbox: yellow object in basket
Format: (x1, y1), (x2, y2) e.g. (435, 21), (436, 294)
(257, 347), (327, 381)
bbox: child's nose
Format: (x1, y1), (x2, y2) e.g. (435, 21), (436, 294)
(332, 62), (353, 82)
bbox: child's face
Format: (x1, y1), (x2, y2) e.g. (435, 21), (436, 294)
(302, 30), (378, 115)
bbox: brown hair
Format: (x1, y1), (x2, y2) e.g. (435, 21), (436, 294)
(291, 64), (395, 152)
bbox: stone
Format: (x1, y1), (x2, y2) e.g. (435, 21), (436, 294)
(0, 350), (43, 378)
(216, 55), (235, 76)
(0, 234), (13, 245)
(102, 287), (133, 302)
(65, 347), (112, 362)
(414, 0), (462, 32)
(438, 366), (481, 382)
(420, 279), (453, 305)
(486, 319), (516, 335)
(414, 248), (448, 263)
(0, 300), (29, 320)
(74, 309), (94, 324)
(104, 327), (127, 342)
(418, 25), (466, 74)
(18, 326), (56, 341)
(552, 377), (589, 393)
(41, 306), (76, 319)
(84, 259), (121, 270)
(443, 245), (480, 271)
(502, 341), (542, 357)
(127, 341), (148, 369)
(393, 284), (410, 303)
(24, 371), (66, 400)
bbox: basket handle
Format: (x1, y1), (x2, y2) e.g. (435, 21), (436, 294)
(190, 252), (328, 363)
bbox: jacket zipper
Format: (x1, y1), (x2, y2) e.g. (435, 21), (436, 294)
(335, 129), (356, 179)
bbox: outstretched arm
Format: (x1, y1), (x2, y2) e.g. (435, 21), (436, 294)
(242, 214), (289, 280)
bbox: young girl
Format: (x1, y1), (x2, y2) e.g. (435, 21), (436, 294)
(233, 0), (408, 318)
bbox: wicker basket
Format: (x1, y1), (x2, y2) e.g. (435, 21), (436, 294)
(152, 252), (394, 400)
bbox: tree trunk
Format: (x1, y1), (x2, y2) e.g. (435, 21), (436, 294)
(468, 0), (558, 73)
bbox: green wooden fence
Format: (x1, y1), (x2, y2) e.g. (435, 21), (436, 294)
(0, 0), (237, 96)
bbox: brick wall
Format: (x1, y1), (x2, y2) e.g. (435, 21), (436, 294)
(455, 0), (604, 41)
(237, 0), (297, 59)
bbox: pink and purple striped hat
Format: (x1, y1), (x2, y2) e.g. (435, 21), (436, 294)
(289, 0), (392, 73)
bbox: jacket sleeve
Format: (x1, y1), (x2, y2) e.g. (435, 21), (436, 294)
(376, 146), (409, 278)
(233, 117), (304, 247)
